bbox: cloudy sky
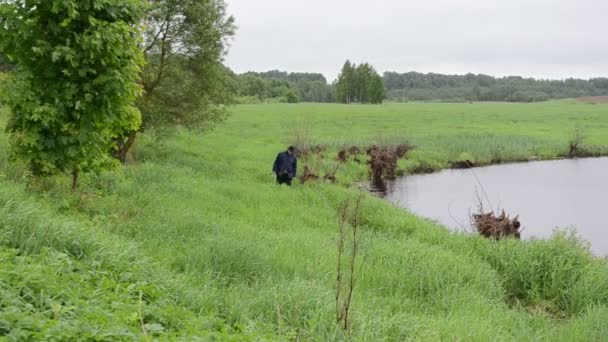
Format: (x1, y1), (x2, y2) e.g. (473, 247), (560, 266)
(224, 0), (608, 82)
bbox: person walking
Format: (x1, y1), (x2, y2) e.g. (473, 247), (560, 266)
(272, 146), (297, 185)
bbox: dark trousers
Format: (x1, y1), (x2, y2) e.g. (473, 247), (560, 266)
(276, 173), (293, 186)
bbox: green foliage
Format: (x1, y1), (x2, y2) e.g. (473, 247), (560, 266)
(285, 89), (299, 103)
(0, 53), (12, 72)
(336, 60), (355, 104)
(0, 183), (258, 340)
(0, 0), (143, 180)
(336, 60), (385, 104)
(456, 152), (475, 163)
(139, 0), (235, 130)
(234, 70), (334, 103)
(384, 71), (608, 102)
(237, 73), (271, 100)
(0, 71), (8, 102)
(368, 73), (386, 104)
(139, 58), (233, 129)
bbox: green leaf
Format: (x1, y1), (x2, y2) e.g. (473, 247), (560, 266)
(144, 323), (165, 333)
(51, 51), (61, 62)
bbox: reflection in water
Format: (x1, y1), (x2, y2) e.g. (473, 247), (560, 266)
(370, 177), (388, 196)
(371, 158), (608, 256)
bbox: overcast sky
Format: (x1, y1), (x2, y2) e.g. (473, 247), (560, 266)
(224, 0), (608, 82)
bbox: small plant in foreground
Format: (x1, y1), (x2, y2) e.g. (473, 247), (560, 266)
(335, 194), (364, 333)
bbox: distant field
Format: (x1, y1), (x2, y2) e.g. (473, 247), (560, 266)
(231, 100), (608, 180)
(1, 101), (608, 340)
(577, 96), (608, 104)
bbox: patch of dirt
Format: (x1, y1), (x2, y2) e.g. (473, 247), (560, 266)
(299, 165), (339, 184)
(348, 146), (362, 156)
(337, 149), (348, 163)
(299, 166), (319, 184)
(410, 164), (436, 174)
(449, 160), (475, 169)
(576, 96), (608, 104)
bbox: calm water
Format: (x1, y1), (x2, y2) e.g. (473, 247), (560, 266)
(376, 158), (608, 256)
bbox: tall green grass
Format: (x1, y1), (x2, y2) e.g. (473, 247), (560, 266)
(0, 182), (261, 340)
(1, 102), (608, 340)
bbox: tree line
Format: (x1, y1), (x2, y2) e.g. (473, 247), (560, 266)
(384, 71), (608, 102)
(232, 61), (386, 104)
(234, 71), (335, 103)
(232, 67), (608, 105)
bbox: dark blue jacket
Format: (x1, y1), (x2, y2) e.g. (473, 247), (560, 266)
(273, 151), (297, 177)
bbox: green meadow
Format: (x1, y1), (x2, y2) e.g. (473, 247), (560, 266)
(1, 101), (608, 340)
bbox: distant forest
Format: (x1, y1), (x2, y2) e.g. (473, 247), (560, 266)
(4, 50), (607, 104)
(234, 71), (335, 103)
(233, 66), (608, 104)
(384, 72), (608, 103)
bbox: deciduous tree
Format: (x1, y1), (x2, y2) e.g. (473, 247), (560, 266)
(336, 60), (355, 104)
(369, 73), (385, 104)
(115, 0), (236, 161)
(336, 60), (384, 104)
(0, 0), (144, 189)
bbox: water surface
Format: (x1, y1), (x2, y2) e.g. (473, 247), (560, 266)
(376, 158), (608, 256)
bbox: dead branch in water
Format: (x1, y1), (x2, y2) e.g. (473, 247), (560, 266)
(471, 176), (521, 240)
(472, 210), (521, 240)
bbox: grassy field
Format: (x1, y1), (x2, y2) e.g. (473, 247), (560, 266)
(1, 101), (608, 340)
(232, 101), (608, 179)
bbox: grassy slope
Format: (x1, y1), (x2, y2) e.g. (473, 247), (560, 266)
(1, 102), (608, 340)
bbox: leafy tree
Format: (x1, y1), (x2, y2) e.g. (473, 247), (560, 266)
(137, 56), (234, 128)
(336, 61), (384, 104)
(115, 0), (236, 161)
(238, 74), (269, 99)
(355, 63), (374, 103)
(369, 74), (385, 104)
(336, 60), (355, 104)
(0, 0), (144, 190)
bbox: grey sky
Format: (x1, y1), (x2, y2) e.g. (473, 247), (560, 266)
(224, 0), (608, 82)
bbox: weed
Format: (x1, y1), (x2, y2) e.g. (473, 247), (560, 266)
(335, 194), (364, 333)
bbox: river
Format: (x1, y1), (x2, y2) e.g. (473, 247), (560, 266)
(374, 157), (608, 256)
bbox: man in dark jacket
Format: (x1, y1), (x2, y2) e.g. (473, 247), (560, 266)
(272, 146), (297, 185)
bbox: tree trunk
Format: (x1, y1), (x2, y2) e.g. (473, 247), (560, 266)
(71, 169), (79, 192)
(114, 130), (138, 164)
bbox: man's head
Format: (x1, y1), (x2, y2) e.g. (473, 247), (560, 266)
(287, 146), (296, 155)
